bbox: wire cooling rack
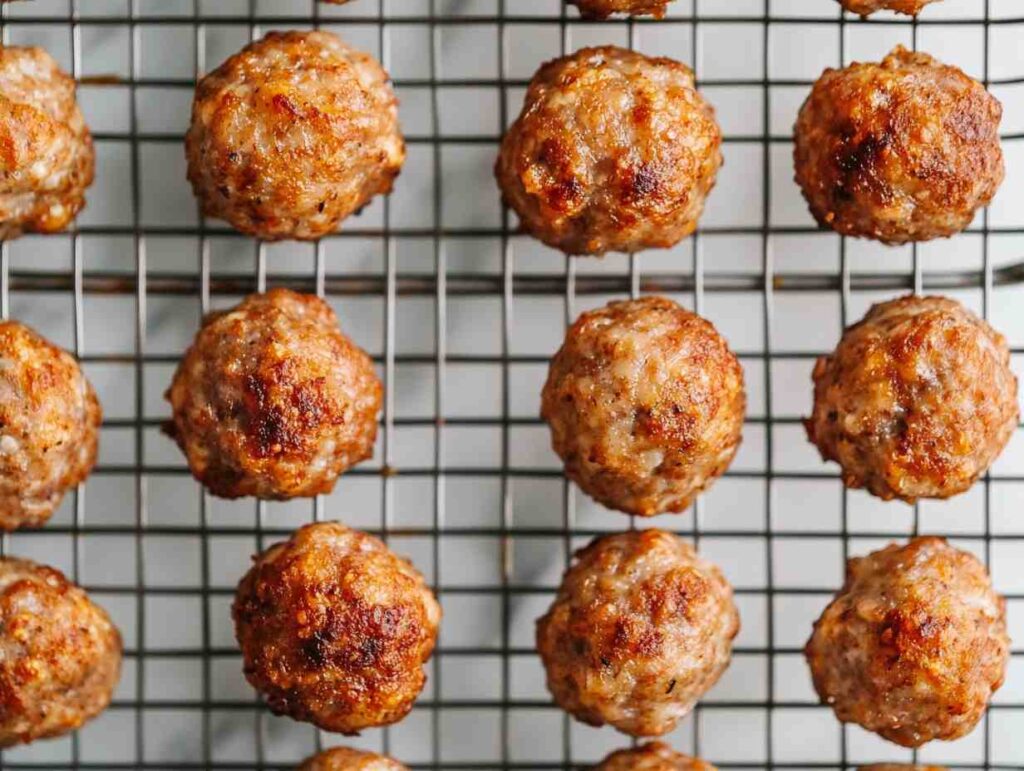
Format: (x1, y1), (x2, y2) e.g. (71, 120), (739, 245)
(1, 0), (1023, 769)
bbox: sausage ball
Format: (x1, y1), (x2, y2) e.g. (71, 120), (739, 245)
(0, 46), (94, 241)
(298, 747), (408, 771)
(166, 289), (382, 500)
(537, 530), (739, 737)
(496, 46), (722, 256)
(0, 320), (101, 530)
(0, 557), (121, 747)
(794, 46), (1003, 244)
(806, 537), (1008, 748)
(594, 743), (717, 771)
(806, 295), (1018, 503)
(542, 296), (744, 516)
(840, 0), (940, 15)
(186, 30), (404, 241)
(233, 522), (440, 734)
(570, 0), (675, 19)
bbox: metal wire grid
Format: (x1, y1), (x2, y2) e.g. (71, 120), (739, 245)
(0, 0), (1021, 769)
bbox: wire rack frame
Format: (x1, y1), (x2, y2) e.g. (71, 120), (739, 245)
(0, 1), (1021, 770)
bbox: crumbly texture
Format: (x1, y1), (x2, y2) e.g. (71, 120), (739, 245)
(840, 0), (940, 15)
(542, 296), (744, 516)
(496, 46), (721, 256)
(298, 747), (409, 771)
(806, 537), (1009, 748)
(794, 46), (1003, 245)
(537, 530), (739, 737)
(0, 321), (101, 530)
(233, 522), (441, 734)
(0, 46), (94, 240)
(594, 742), (717, 771)
(570, 0), (675, 18)
(0, 558), (121, 748)
(186, 30), (404, 241)
(806, 295), (1018, 503)
(166, 289), (382, 500)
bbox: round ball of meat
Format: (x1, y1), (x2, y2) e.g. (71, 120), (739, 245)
(594, 743), (717, 771)
(496, 46), (722, 256)
(537, 530), (739, 737)
(805, 295), (1018, 503)
(794, 46), (1002, 244)
(298, 747), (408, 771)
(233, 521), (441, 734)
(840, 0), (940, 15)
(806, 537), (1008, 748)
(166, 289), (382, 500)
(186, 30), (404, 241)
(0, 557), (121, 747)
(570, 0), (675, 18)
(0, 46), (94, 241)
(0, 320), (101, 530)
(541, 296), (744, 516)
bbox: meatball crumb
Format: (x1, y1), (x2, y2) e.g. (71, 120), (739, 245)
(570, 0), (675, 18)
(594, 742), (717, 771)
(298, 747), (408, 771)
(840, 0), (940, 15)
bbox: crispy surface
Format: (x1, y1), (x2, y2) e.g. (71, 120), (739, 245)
(806, 295), (1018, 502)
(0, 46), (94, 240)
(594, 742), (717, 771)
(840, 0), (940, 14)
(496, 46), (721, 256)
(186, 30), (404, 241)
(166, 289), (382, 500)
(0, 557), (121, 748)
(298, 747), (408, 771)
(541, 296), (744, 516)
(794, 46), (1002, 244)
(570, 0), (674, 18)
(537, 530), (739, 737)
(0, 321), (100, 530)
(806, 537), (1008, 748)
(233, 522), (440, 734)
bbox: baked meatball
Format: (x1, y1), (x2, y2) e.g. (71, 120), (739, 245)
(840, 0), (940, 15)
(186, 30), (404, 241)
(541, 296), (744, 516)
(806, 295), (1018, 503)
(0, 557), (121, 747)
(166, 289), (382, 500)
(496, 46), (722, 256)
(794, 46), (1003, 244)
(537, 530), (739, 737)
(298, 747), (408, 771)
(0, 46), (94, 240)
(806, 537), (1008, 748)
(570, 0), (675, 18)
(0, 320), (101, 530)
(233, 522), (440, 734)
(594, 743), (716, 771)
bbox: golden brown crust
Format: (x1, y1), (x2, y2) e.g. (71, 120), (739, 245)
(805, 537), (1008, 748)
(594, 742), (717, 771)
(233, 522), (440, 735)
(537, 530), (739, 737)
(298, 747), (409, 771)
(0, 45), (94, 240)
(840, 0), (940, 15)
(570, 0), (674, 18)
(794, 46), (1003, 245)
(542, 296), (744, 516)
(805, 295), (1018, 503)
(0, 557), (121, 748)
(186, 30), (404, 241)
(496, 46), (721, 256)
(0, 320), (101, 530)
(166, 289), (382, 500)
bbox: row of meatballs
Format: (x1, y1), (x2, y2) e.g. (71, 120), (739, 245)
(0, 21), (1006, 253)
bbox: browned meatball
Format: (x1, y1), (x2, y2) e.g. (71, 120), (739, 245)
(186, 30), (404, 241)
(806, 295), (1018, 503)
(298, 747), (408, 771)
(570, 0), (675, 18)
(541, 296), (744, 516)
(806, 537), (1008, 748)
(859, 767), (946, 771)
(496, 46), (722, 256)
(840, 0), (940, 15)
(0, 320), (101, 530)
(594, 743), (717, 771)
(0, 46), (94, 240)
(794, 46), (1003, 245)
(0, 557), (121, 747)
(537, 530), (739, 737)
(234, 522), (440, 734)
(166, 289), (382, 500)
